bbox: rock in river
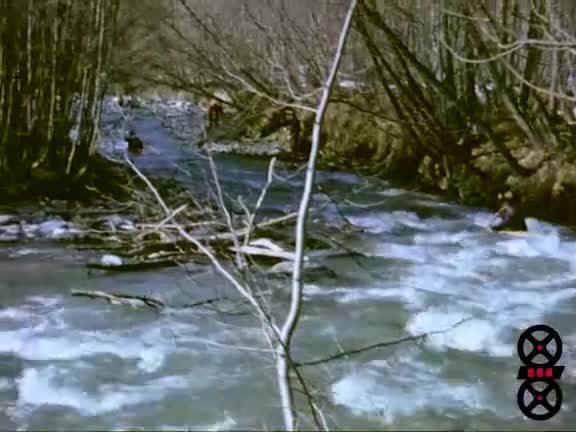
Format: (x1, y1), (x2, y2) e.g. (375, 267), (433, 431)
(0, 215), (18, 225)
(36, 219), (83, 240)
(100, 254), (123, 267)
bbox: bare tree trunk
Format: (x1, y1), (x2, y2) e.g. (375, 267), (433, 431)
(520, 0), (547, 106)
(47, 6), (59, 145)
(547, 0), (558, 111)
(26, 0), (33, 131)
(276, 0), (357, 430)
(0, 0), (120, 195)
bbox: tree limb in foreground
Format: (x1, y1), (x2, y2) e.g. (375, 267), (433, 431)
(278, 1), (358, 430)
(294, 316), (476, 368)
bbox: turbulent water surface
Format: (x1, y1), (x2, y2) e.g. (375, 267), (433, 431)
(1, 100), (575, 430)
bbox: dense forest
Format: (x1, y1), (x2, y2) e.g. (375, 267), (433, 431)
(2, 0), (576, 223)
(0, 0), (128, 200)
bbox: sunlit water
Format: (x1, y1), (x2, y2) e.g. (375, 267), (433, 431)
(1, 100), (575, 430)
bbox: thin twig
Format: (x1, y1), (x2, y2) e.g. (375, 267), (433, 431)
(244, 157), (277, 247)
(295, 316), (476, 367)
(207, 151), (247, 269)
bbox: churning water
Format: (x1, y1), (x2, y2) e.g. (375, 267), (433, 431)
(0, 101), (575, 430)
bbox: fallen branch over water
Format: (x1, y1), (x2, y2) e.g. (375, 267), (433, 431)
(71, 290), (166, 309)
(71, 290), (240, 311)
(186, 212), (298, 242)
(81, 211), (302, 273)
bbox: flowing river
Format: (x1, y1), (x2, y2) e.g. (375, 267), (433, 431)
(0, 100), (575, 430)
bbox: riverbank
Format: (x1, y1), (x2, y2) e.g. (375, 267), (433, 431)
(0, 98), (340, 275)
(184, 94), (576, 232)
(5, 95), (570, 259)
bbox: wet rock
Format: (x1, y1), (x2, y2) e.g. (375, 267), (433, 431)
(203, 141), (287, 157)
(100, 254), (123, 267)
(30, 219), (83, 240)
(116, 220), (136, 232)
(89, 215), (136, 232)
(106, 215), (136, 232)
(0, 224), (25, 241)
(0, 215), (17, 225)
(37, 219), (67, 236)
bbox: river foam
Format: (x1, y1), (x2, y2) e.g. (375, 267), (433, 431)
(332, 351), (490, 424)
(16, 366), (190, 416)
(3, 102), (576, 429)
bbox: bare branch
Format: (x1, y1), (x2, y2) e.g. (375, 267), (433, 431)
(222, 64), (317, 112)
(277, 0), (358, 430)
(207, 151), (247, 269)
(244, 157), (277, 247)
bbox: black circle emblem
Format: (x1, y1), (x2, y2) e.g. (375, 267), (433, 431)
(517, 324), (562, 367)
(517, 380), (563, 421)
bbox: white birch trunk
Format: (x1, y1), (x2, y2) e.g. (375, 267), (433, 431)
(276, 0), (357, 430)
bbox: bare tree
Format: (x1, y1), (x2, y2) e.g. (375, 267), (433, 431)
(0, 0), (122, 200)
(277, 1), (357, 429)
(114, 1), (359, 429)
